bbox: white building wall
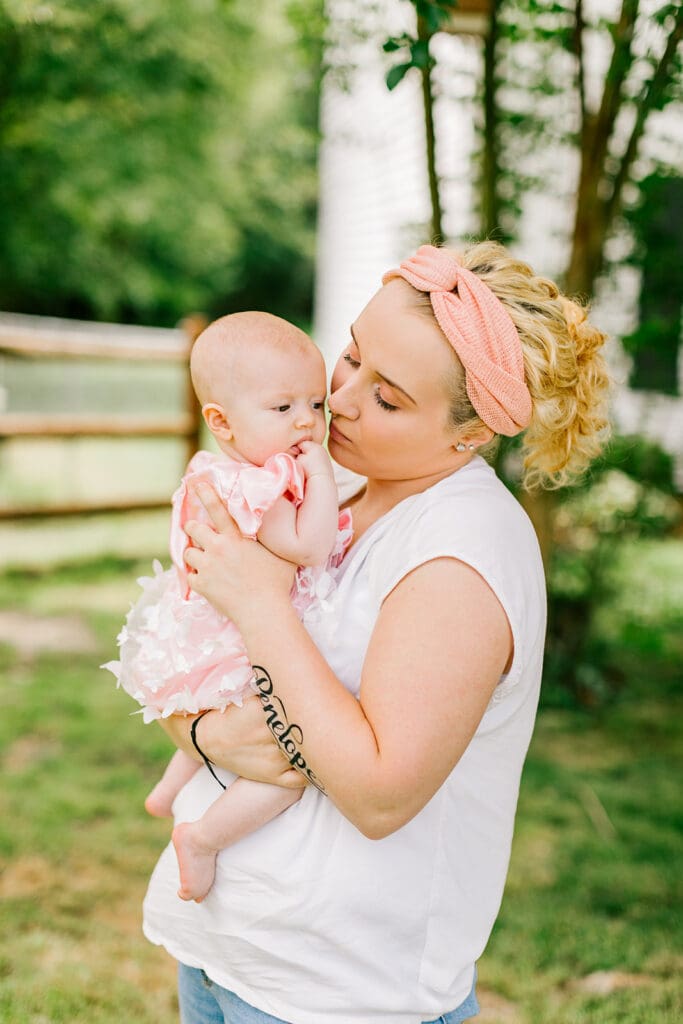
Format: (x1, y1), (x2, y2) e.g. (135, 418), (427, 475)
(313, 1), (429, 365)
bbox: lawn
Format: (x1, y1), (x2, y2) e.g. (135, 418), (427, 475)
(0, 541), (681, 1023)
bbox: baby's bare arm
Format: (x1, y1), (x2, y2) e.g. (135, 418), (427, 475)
(257, 498), (304, 560)
(258, 444), (339, 565)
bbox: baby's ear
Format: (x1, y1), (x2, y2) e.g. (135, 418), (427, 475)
(202, 403), (232, 441)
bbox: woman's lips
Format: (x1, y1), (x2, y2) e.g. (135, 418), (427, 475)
(328, 421), (350, 445)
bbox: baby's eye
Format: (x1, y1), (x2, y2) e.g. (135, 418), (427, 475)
(312, 400), (325, 411)
(275, 404), (291, 413)
(343, 352), (360, 368)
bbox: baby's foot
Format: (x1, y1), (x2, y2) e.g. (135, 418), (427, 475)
(144, 781), (176, 818)
(172, 822), (218, 903)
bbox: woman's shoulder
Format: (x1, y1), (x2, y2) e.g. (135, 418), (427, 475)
(368, 459), (543, 601)
(399, 458), (532, 536)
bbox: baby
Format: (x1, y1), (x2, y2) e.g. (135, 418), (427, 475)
(104, 312), (351, 902)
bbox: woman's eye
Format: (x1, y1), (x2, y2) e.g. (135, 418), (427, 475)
(343, 352), (360, 368)
(374, 387), (397, 412)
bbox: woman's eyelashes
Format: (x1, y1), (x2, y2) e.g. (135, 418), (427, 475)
(373, 387), (397, 412)
(342, 349), (396, 410)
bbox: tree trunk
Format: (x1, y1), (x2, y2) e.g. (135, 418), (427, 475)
(564, 189), (610, 298)
(417, 17), (444, 244)
(481, 0), (500, 238)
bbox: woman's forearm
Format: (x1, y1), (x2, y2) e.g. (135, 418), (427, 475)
(222, 559), (510, 839)
(232, 595), (390, 836)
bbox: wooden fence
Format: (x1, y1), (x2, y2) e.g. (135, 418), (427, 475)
(0, 311), (206, 519)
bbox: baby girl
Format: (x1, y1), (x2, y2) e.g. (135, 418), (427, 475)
(104, 312), (350, 902)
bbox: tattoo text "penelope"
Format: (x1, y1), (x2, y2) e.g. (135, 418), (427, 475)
(252, 665), (325, 792)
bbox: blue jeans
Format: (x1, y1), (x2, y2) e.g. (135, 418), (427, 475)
(178, 962), (479, 1024)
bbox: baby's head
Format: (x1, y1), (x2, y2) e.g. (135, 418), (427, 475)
(190, 311), (327, 465)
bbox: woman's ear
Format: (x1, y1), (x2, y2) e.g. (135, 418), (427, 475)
(202, 403), (233, 441)
(451, 425), (495, 453)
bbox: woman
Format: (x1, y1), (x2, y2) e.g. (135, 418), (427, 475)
(143, 242), (609, 1024)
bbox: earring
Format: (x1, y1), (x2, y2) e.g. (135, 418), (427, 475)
(468, 443), (476, 451)
(456, 442), (466, 452)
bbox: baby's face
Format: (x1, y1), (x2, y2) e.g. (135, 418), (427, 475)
(221, 342), (327, 465)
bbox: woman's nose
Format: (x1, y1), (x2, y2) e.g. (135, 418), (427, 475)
(328, 376), (359, 419)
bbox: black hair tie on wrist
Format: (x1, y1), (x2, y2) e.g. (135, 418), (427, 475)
(190, 710), (227, 790)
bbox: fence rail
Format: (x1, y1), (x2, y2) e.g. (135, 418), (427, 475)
(0, 413), (196, 438)
(0, 311), (206, 519)
(0, 311), (195, 360)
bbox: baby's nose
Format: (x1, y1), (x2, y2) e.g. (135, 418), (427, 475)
(295, 405), (315, 426)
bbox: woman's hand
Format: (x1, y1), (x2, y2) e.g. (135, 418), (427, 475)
(158, 699), (306, 790)
(184, 483), (296, 627)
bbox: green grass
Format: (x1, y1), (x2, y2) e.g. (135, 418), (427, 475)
(484, 700), (683, 1022)
(1, 543), (682, 1023)
(0, 558), (178, 1023)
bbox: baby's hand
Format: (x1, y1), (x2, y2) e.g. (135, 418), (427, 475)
(296, 440), (334, 480)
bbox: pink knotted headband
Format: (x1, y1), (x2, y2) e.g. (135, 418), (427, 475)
(382, 245), (532, 436)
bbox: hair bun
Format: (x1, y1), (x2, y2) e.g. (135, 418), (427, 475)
(458, 243), (611, 488)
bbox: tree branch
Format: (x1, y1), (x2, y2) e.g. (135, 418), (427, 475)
(416, 13), (443, 243)
(572, 0), (587, 138)
(481, 0), (501, 237)
(605, 5), (683, 224)
(588, 0), (639, 170)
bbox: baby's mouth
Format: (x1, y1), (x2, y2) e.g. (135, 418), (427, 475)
(290, 437), (311, 455)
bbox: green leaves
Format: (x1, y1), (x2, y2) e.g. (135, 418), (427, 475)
(414, 0), (459, 34)
(386, 62), (413, 90)
(0, 0), (323, 327)
(383, 34), (435, 90)
(382, 1), (455, 90)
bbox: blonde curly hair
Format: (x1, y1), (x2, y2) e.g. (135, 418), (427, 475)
(409, 241), (610, 489)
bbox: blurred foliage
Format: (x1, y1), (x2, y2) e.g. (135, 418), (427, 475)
(622, 173), (683, 395)
(542, 436), (680, 707)
(382, 1), (457, 92)
(470, 0), (683, 297)
(0, 0), (323, 326)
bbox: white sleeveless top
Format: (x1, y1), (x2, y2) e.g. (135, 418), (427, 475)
(143, 457), (546, 1024)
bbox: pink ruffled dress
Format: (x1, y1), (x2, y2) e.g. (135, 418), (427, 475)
(104, 450), (352, 723)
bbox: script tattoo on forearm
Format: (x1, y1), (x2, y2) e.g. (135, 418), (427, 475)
(252, 665), (326, 793)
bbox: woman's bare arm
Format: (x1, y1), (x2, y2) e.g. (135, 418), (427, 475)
(184, 486), (512, 839)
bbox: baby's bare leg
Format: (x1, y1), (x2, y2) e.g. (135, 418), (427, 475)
(145, 750), (200, 818)
(172, 778), (302, 902)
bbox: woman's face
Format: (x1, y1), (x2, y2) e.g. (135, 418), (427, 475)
(328, 280), (462, 482)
